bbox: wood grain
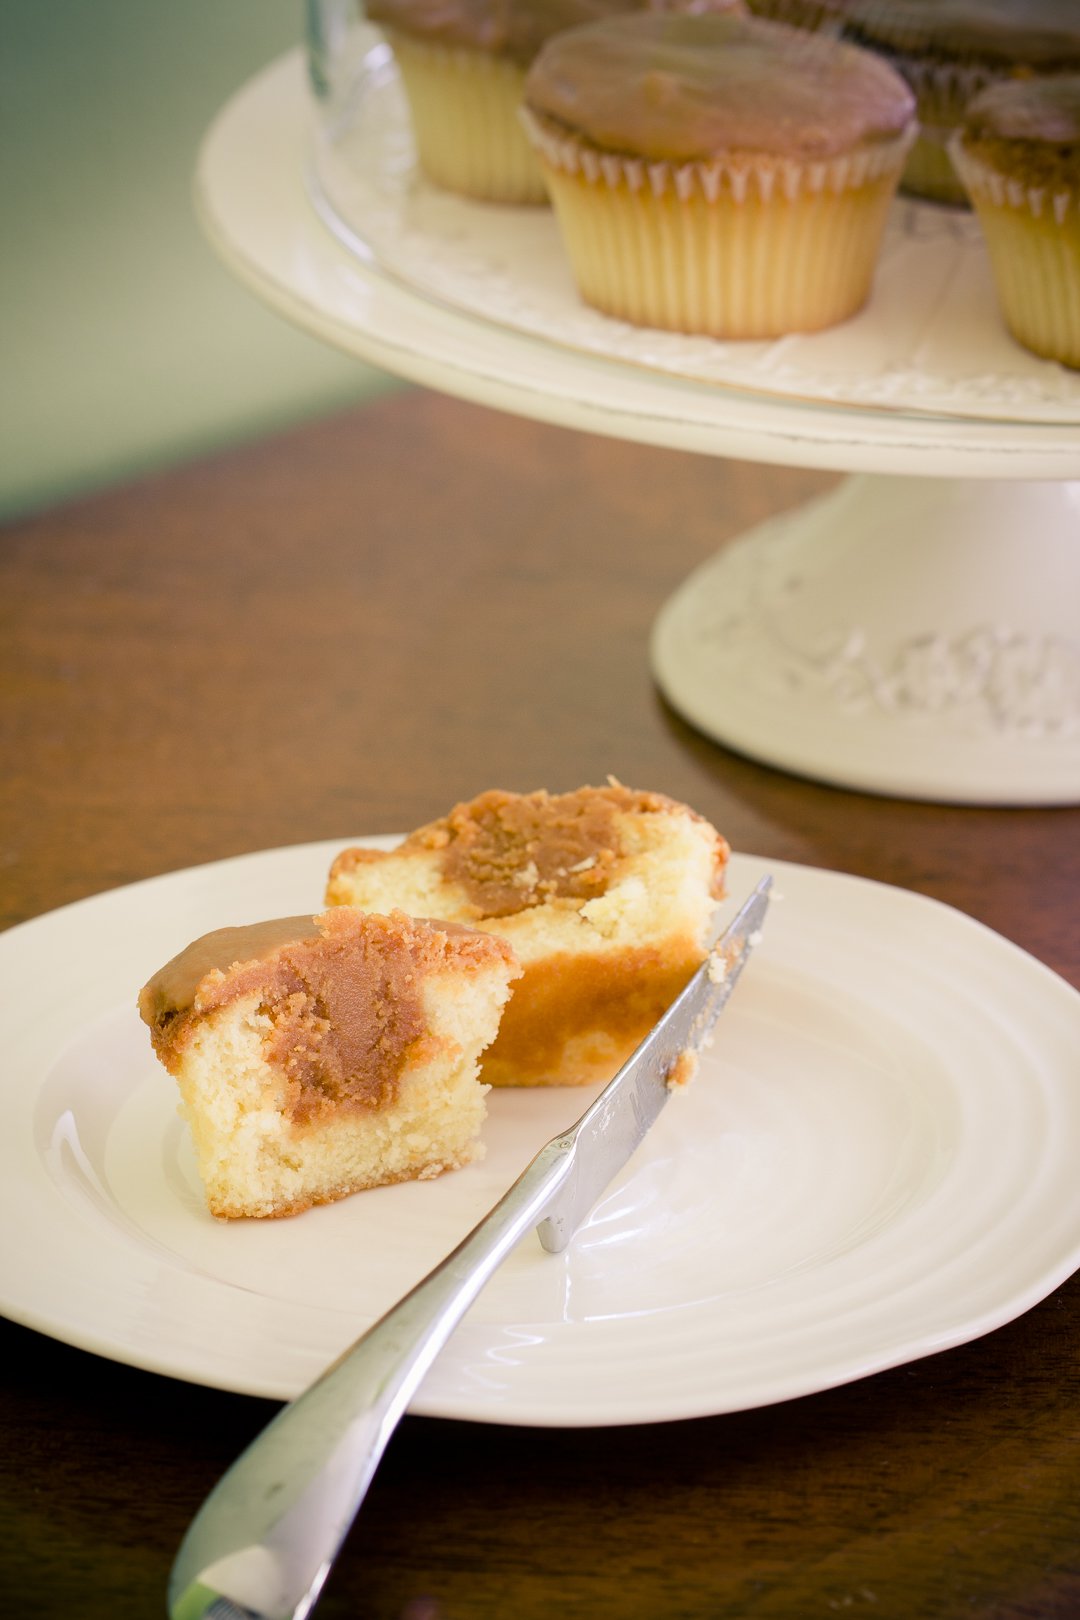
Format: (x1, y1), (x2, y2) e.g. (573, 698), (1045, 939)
(2, 390), (1078, 1620)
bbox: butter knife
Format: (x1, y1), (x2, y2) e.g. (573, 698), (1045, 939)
(169, 874), (772, 1620)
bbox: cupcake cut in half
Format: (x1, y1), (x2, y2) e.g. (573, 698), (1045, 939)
(139, 907), (519, 1218)
(326, 784), (729, 1087)
(521, 12), (916, 337)
(366, 0), (745, 204)
(951, 74), (1080, 368)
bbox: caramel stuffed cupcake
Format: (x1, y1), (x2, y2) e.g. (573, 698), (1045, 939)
(951, 74), (1080, 368)
(366, 0), (744, 205)
(522, 12), (915, 337)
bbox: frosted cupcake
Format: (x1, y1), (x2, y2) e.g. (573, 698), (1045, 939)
(744, 0), (847, 29)
(521, 12), (916, 338)
(950, 75), (1080, 369)
(365, 0), (744, 205)
(836, 0), (1080, 205)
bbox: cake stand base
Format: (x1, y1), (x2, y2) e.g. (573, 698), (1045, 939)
(651, 475), (1080, 805)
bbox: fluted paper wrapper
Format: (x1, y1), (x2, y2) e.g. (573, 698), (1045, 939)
(950, 136), (1080, 370)
(384, 30), (548, 205)
(751, 30), (1025, 205)
(891, 54), (1007, 205)
(522, 111), (914, 339)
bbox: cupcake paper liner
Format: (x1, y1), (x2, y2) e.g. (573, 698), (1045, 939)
(888, 54), (1001, 205)
(385, 31), (548, 204)
(522, 112), (913, 338)
(950, 140), (1077, 227)
(950, 136), (1080, 369)
(524, 111), (912, 203)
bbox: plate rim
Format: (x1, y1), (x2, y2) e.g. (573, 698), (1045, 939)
(3, 838), (1080, 1426)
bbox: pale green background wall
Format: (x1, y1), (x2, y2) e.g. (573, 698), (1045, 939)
(1, 0), (397, 521)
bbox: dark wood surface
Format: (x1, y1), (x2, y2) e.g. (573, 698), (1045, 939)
(2, 389), (1078, 1620)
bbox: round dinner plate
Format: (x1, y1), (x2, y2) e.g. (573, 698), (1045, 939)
(2, 839), (1079, 1426)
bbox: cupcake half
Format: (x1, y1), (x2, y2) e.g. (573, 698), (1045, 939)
(951, 74), (1080, 369)
(365, 0), (744, 205)
(522, 12), (916, 338)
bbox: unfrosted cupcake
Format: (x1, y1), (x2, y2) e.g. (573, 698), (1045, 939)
(836, 0), (1080, 205)
(521, 12), (916, 338)
(951, 75), (1080, 368)
(365, 0), (744, 204)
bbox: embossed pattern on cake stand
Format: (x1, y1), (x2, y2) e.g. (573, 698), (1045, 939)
(652, 476), (1080, 803)
(196, 33), (1080, 804)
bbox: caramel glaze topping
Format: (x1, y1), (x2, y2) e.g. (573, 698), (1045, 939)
(960, 74), (1080, 189)
(524, 13), (915, 164)
(139, 908), (517, 1125)
(333, 784), (728, 921)
(838, 0), (1080, 70)
(365, 0), (743, 68)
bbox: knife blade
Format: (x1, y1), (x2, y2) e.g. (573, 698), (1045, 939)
(169, 875), (772, 1620)
(535, 872), (772, 1252)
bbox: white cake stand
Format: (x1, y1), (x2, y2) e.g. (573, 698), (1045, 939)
(195, 43), (1080, 805)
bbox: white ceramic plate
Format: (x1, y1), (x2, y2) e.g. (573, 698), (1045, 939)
(4, 839), (1080, 1426)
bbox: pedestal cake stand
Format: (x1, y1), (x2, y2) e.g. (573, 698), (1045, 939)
(195, 39), (1080, 805)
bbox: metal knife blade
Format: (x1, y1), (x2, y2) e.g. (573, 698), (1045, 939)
(536, 872), (772, 1251)
(169, 875), (772, 1620)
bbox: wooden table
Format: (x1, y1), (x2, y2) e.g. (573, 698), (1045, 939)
(3, 389), (1078, 1620)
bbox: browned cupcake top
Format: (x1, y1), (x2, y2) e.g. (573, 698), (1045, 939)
(524, 13), (915, 163)
(366, 0), (742, 67)
(958, 73), (1080, 188)
(839, 0), (1080, 69)
(964, 73), (1080, 146)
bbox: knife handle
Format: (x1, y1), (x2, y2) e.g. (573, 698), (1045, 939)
(169, 1137), (577, 1620)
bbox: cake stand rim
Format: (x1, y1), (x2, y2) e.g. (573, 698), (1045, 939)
(194, 48), (1080, 481)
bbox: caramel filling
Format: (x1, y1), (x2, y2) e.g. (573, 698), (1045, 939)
(398, 784), (695, 919)
(139, 909), (513, 1124)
